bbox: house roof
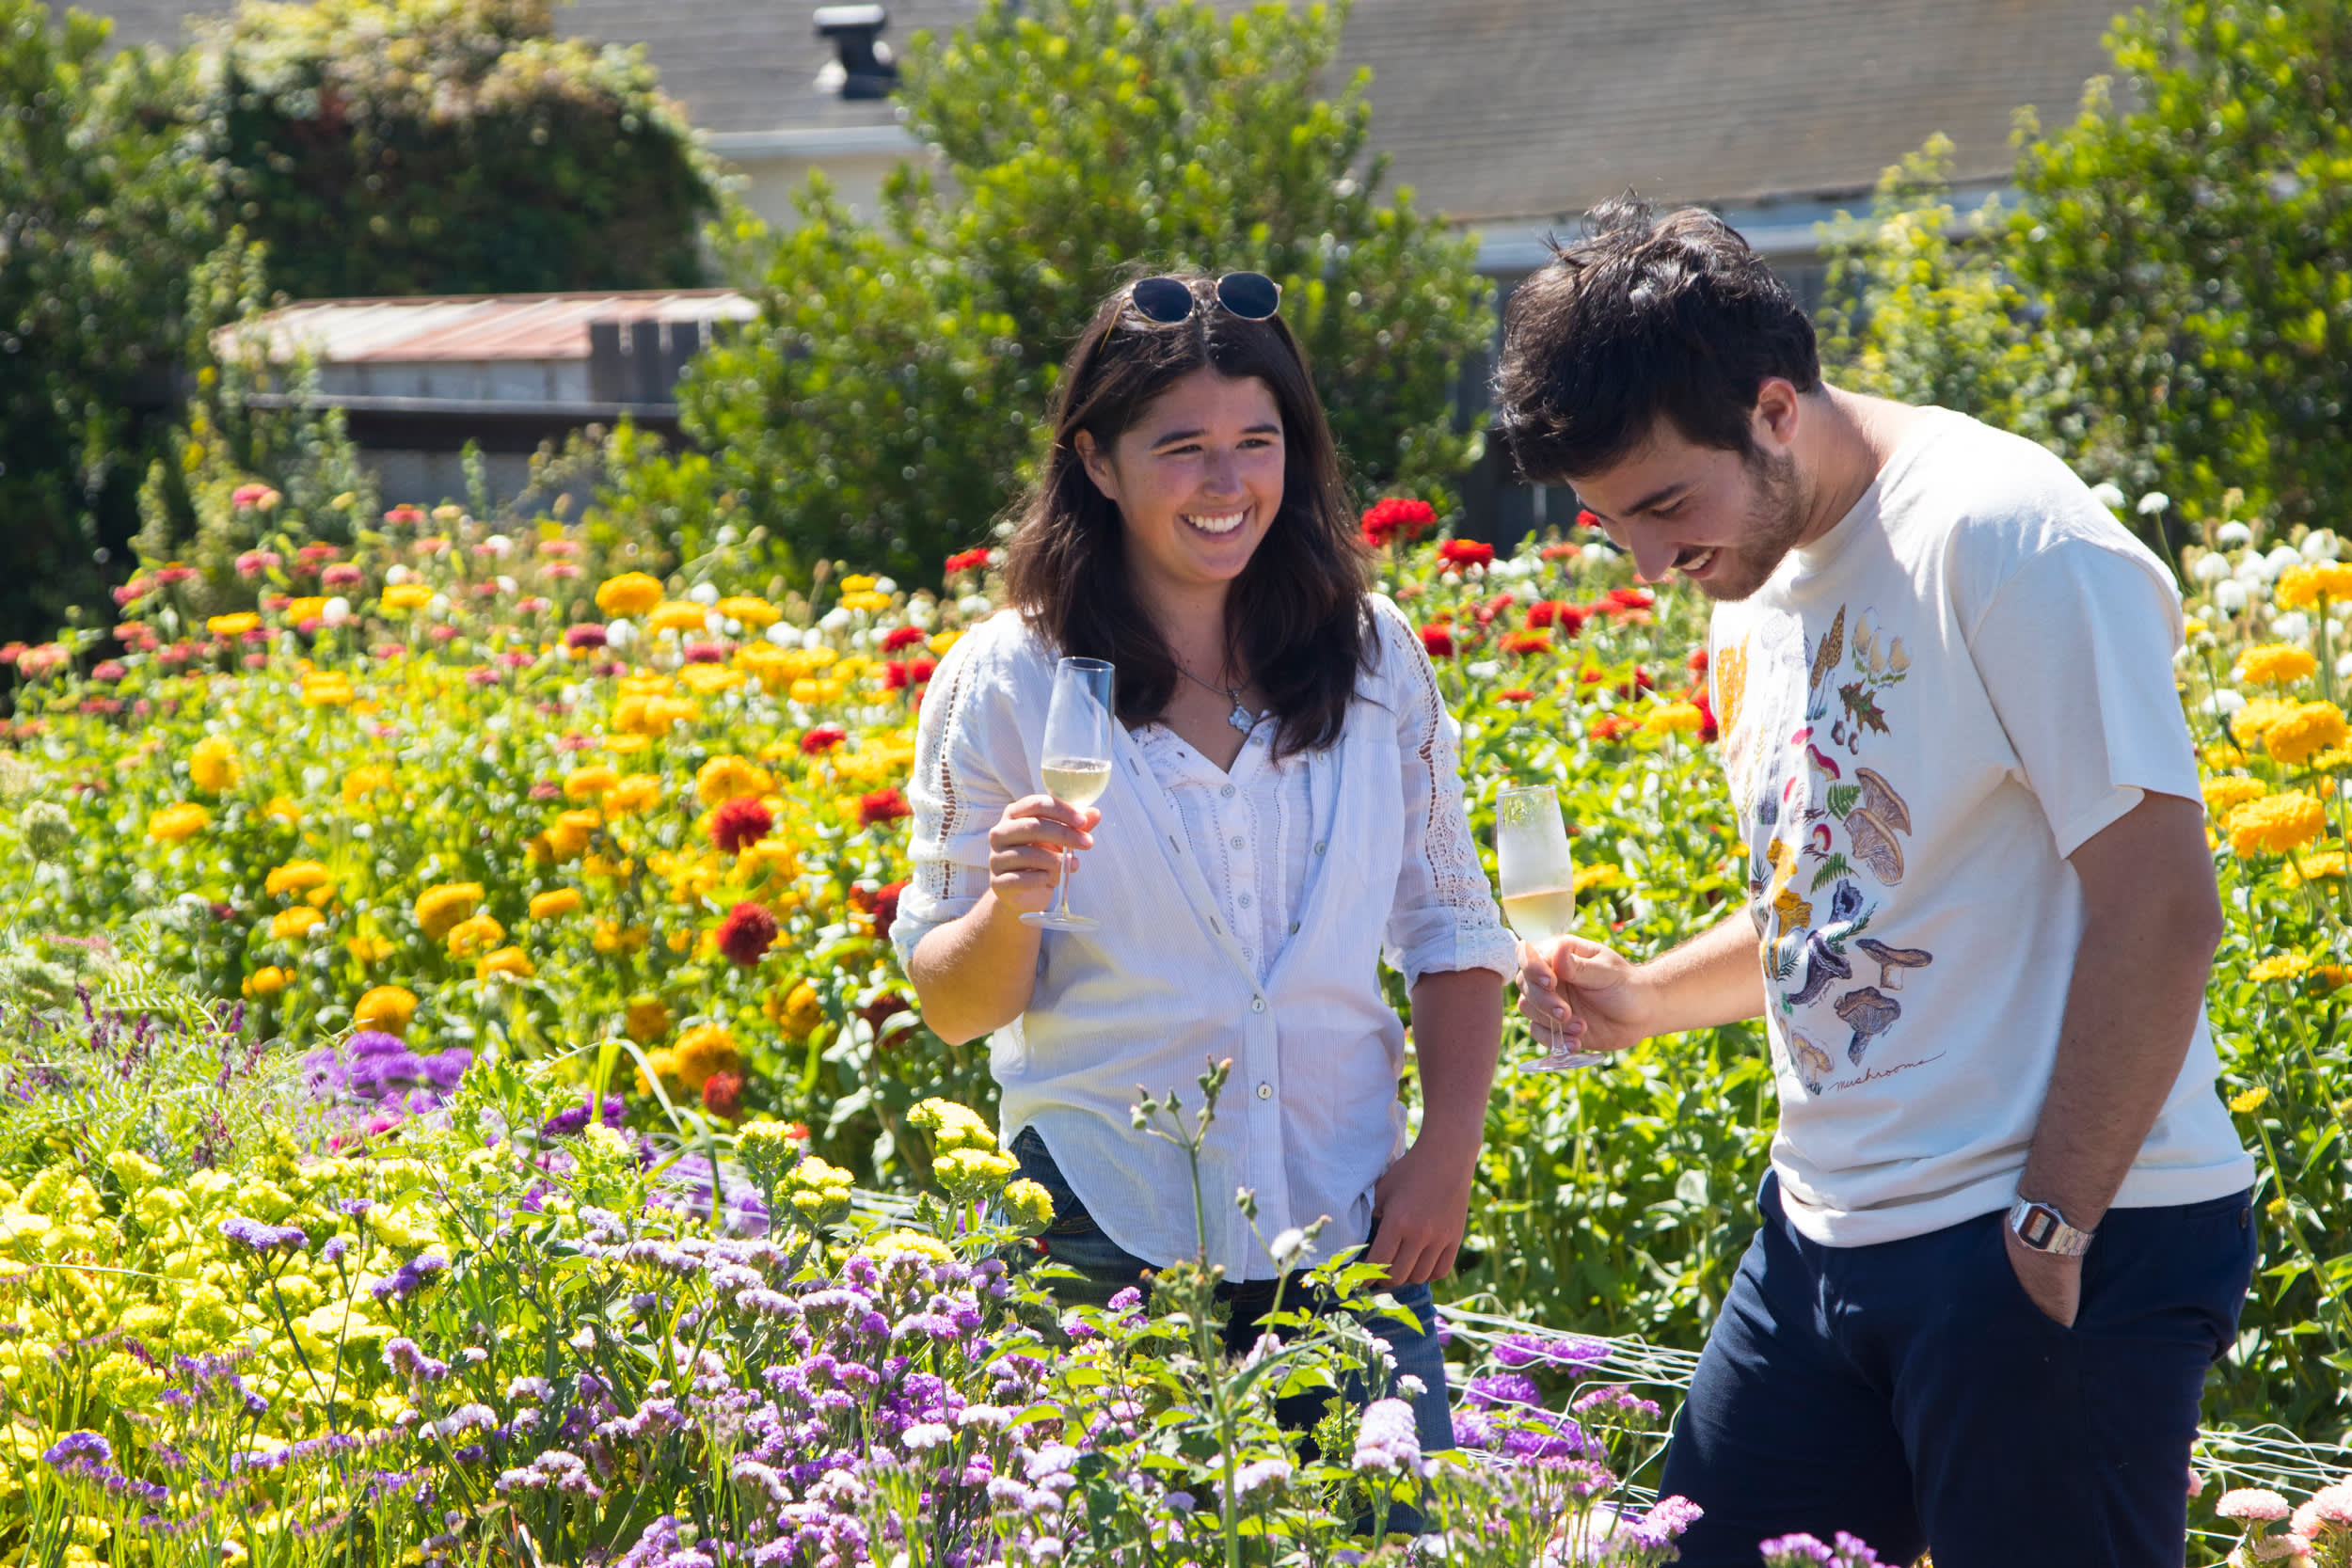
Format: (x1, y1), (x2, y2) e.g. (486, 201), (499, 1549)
(218, 290), (755, 364)
(91, 0), (2123, 224)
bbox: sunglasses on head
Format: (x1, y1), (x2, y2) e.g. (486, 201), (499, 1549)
(1125, 271), (1283, 325)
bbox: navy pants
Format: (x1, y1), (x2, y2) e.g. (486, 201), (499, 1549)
(1661, 1174), (2255, 1567)
(1008, 1127), (1455, 1456)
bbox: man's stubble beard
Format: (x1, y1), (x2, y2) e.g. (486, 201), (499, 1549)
(1700, 448), (1809, 603)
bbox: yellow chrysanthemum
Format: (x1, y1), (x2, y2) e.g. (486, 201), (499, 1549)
(270, 906), (325, 942)
(770, 979), (825, 1040)
(2281, 849), (2348, 888)
(563, 765), (618, 801)
(679, 663), (744, 697)
(696, 754), (774, 807)
(2228, 1085), (2269, 1115)
(594, 922), (650, 954)
(266, 860), (333, 898)
(790, 677), (845, 705)
(1643, 702), (1708, 736)
(648, 601), (711, 635)
(716, 594), (779, 629)
(837, 574), (877, 594)
(263, 795), (303, 826)
(529, 888), (583, 921)
(2233, 643), (2318, 687)
(2227, 793), (2328, 857)
(282, 596), (327, 624)
(929, 630), (960, 656)
(595, 573), (665, 617)
(2201, 777), (2266, 818)
(341, 765), (395, 807)
(241, 966), (290, 999)
(414, 882), (485, 941)
(444, 912), (504, 958)
(2264, 700), (2350, 768)
(207, 611), (261, 638)
(347, 934), (393, 966)
(672, 1024), (740, 1092)
(2275, 562), (2352, 610)
(2248, 954), (2311, 985)
(189, 735), (241, 793)
(379, 583), (434, 612)
(546, 809), (600, 861)
(1574, 863), (1627, 894)
(148, 802), (210, 843)
(838, 592), (890, 614)
(624, 995), (672, 1044)
(354, 985), (419, 1035)
(2203, 741), (2249, 769)
(302, 672), (357, 707)
(475, 945), (533, 982)
(2232, 695), (2299, 747)
(604, 774), (661, 815)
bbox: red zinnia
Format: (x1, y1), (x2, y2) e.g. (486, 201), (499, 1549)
(1359, 497), (1438, 548)
(711, 796), (774, 854)
(1605, 586), (1656, 612)
(1576, 509), (1602, 530)
(944, 547), (992, 575)
(1539, 541), (1581, 561)
(1419, 625), (1455, 658)
(859, 786), (913, 827)
(1526, 600), (1588, 636)
(1686, 647), (1709, 674)
(882, 625), (927, 653)
(717, 901), (779, 967)
(801, 725), (847, 754)
(701, 1070), (746, 1120)
(872, 879), (907, 945)
(1499, 688), (1536, 704)
(882, 657), (939, 691)
(1437, 538), (1495, 570)
(383, 504), (426, 527)
(1500, 629), (1552, 656)
(1589, 714), (1634, 742)
(1475, 592), (1516, 626)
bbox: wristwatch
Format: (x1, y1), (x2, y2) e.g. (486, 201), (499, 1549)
(2008, 1197), (2095, 1257)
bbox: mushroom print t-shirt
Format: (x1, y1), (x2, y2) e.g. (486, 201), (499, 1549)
(1708, 407), (2254, 1247)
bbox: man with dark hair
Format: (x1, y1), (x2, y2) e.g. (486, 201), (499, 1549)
(1499, 197), (2256, 1564)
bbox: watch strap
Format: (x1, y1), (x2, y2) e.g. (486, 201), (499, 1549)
(2008, 1197), (2095, 1257)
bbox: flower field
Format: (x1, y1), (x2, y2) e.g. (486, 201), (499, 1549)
(1, 492), (2350, 1560)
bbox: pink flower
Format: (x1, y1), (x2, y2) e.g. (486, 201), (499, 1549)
(2253, 1533), (2313, 1563)
(235, 549), (283, 578)
(2293, 1482), (2352, 1536)
(2219, 1490), (2294, 1523)
(322, 563), (364, 589)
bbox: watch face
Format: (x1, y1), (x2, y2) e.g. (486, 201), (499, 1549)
(2018, 1206), (2058, 1248)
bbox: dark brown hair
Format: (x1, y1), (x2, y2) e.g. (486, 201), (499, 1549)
(1493, 195), (1822, 484)
(1002, 273), (1370, 757)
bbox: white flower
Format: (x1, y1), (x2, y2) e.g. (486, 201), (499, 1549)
(2204, 690), (2249, 717)
(1466, 659), (1502, 680)
(2271, 612), (2312, 643)
(385, 562), (414, 585)
(957, 594), (993, 616)
(1350, 1398), (1422, 1473)
(2137, 491), (2171, 515)
(801, 626), (828, 650)
(873, 576), (898, 594)
(427, 594), (450, 616)
(2217, 521), (2255, 547)
(481, 533), (512, 557)
(900, 1421), (953, 1451)
(819, 608), (852, 631)
(1581, 542), (1612, 564)
(495, 574), (516, 594)
(2191, 553), (2233, 583)
(2214, 580), (2251, 612)
(322, 596), (352, 626)
(2268, 545), (2306, 576)
(1267, 1227), (1307, 1266)
(705, 610), (724, 636)
(689, 582), (720, 605)
(2336, 652), (2352, 680)
(2089, 482), (2126, 508)
(2237, 555), (2275, 586)
(765, 622), (796, 646)
(606, 619), (635, 648)
(2303, 530), (2343, 562)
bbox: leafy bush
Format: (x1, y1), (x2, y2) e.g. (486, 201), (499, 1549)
(199, 0), (724, 300)
(0, 0), (219, 641)
(622, 0), (1492, 585)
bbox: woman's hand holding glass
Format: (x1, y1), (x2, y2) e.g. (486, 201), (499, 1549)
(987, 796), (1101, 920)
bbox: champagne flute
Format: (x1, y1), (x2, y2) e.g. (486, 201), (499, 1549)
(1496, 782), (1606, 1070)
(1023, 657), (1116, 932)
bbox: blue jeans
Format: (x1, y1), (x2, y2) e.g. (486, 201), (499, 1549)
(1661, 1172), (2256, 1567)
(1009, 1127), (1455, 1456)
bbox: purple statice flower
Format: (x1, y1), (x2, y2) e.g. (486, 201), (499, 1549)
(383, 1338), (449, 1382)
(1230, 1457), (1291, 1503)
(1464, 1371), (1546, 1411)
(1493, 1330), (1610, 1372)
(1760, 1535), (1838, 1567)
(1351, 1398), (1421, 1474)
(372, 1253), (449, 1304)
(42, 1431), (113, 1470)
(539, 1093), (626, 1139)
(1570, 1385), (1663, 1427)
(1451, 1407), (1497, 1449)
(219, 1216), (307, 1252)
(321, 1235), (353, 1264)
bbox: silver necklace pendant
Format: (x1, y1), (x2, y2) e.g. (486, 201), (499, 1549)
(1228, 697), (1256, 734)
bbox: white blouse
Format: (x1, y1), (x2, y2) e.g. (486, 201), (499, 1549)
(892, 598), (1516, 1278)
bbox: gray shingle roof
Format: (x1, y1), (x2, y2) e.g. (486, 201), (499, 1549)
(87, 0), (2124, 221)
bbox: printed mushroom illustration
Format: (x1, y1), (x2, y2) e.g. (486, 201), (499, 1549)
(1846, 807), (1905, 885)
(1853, 768), (1913, 835)
(1788, 932), (1853, 1006)
(1836, 985), (1902, 1064)
(1787, 1029), (1835, 1095)
(1856, 938), (1933, 991)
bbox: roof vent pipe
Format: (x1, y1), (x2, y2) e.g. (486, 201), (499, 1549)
(813, 5), (898, 99)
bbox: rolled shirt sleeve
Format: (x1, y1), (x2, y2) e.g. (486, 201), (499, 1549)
(891, 617), (1031, 967)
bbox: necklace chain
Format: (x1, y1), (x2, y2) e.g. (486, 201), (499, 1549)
(1172, 659), (1246, 702)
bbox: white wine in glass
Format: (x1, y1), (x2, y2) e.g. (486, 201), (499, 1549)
(1496, 782), (1606, 1071)
(1023, 657), (1116, 932)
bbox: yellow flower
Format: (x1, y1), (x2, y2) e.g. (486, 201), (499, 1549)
(530, 888), (583, 921)
(282, 595), (327, 624)
(1574, 863), (1627, 894)
(929, 630), (961, 656)
(545, 809), (600, 861)
(148, 802), (210, 843)
(444, 913), (505, 958)
(302, 672), (357, 706)
(242, 966), (291, 999)
(636, 1048), (679, 1094)
(354, 985), (419, 1035)
(593, 922), (649, 954)
(342, 765), (395, 806)
(648, 601), (711, 635)
(564, 765), (618, 800)
(838, 575), (878, 594)
(791, 677), (845, 705)
(770, 979), (825, 1040)
(624, 994), (672, 1043)
(2281, 848), (2348, 888)
(263, 795), (302, 826)
(266, 860), (333, 897)
(2228, 1085), (2269, 1115)
(2203, 741), (2249, 769)
(696, 754), (774, 807)
(595, 572), (664, 617)
(605, 734), (652, 754)
(207, 611), (261, 638)
(1643, 702), (1708, 736)
(672, 1024), (740, 1091)
(866, 1229), (954, 1262)
(346, 934), (393, 966)
(2264, 700), (2349, 767)
(2201, 777), (2266, 817)
(604, 774), (661, 815)
(270, 905), (325, 942)
(2275, 562), (2352, 610)
(2233, 643), (2318, 687)
(908, 1097), (998, 1152)
(2248, 953), (2311, 984)
(839, 591), (891, 613)
(414, 882), (485, 941)
(379, 583), (434, 612)
(2232, 695), (2299, 747)
(2227, 792), (2328, 857)
(189, 735), (241, 793)
(716, 594), (780, 629)
(679, 663), (744, 696)
(475, 945), (533, 982)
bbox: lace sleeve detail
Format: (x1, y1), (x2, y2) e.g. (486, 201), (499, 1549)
(1370, 598), (1518, 986)
(892, 624), (1019, 966)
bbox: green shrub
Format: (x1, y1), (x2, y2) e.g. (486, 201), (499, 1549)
(200, 0), (724, 300)
(618, 0), (1493, 586)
